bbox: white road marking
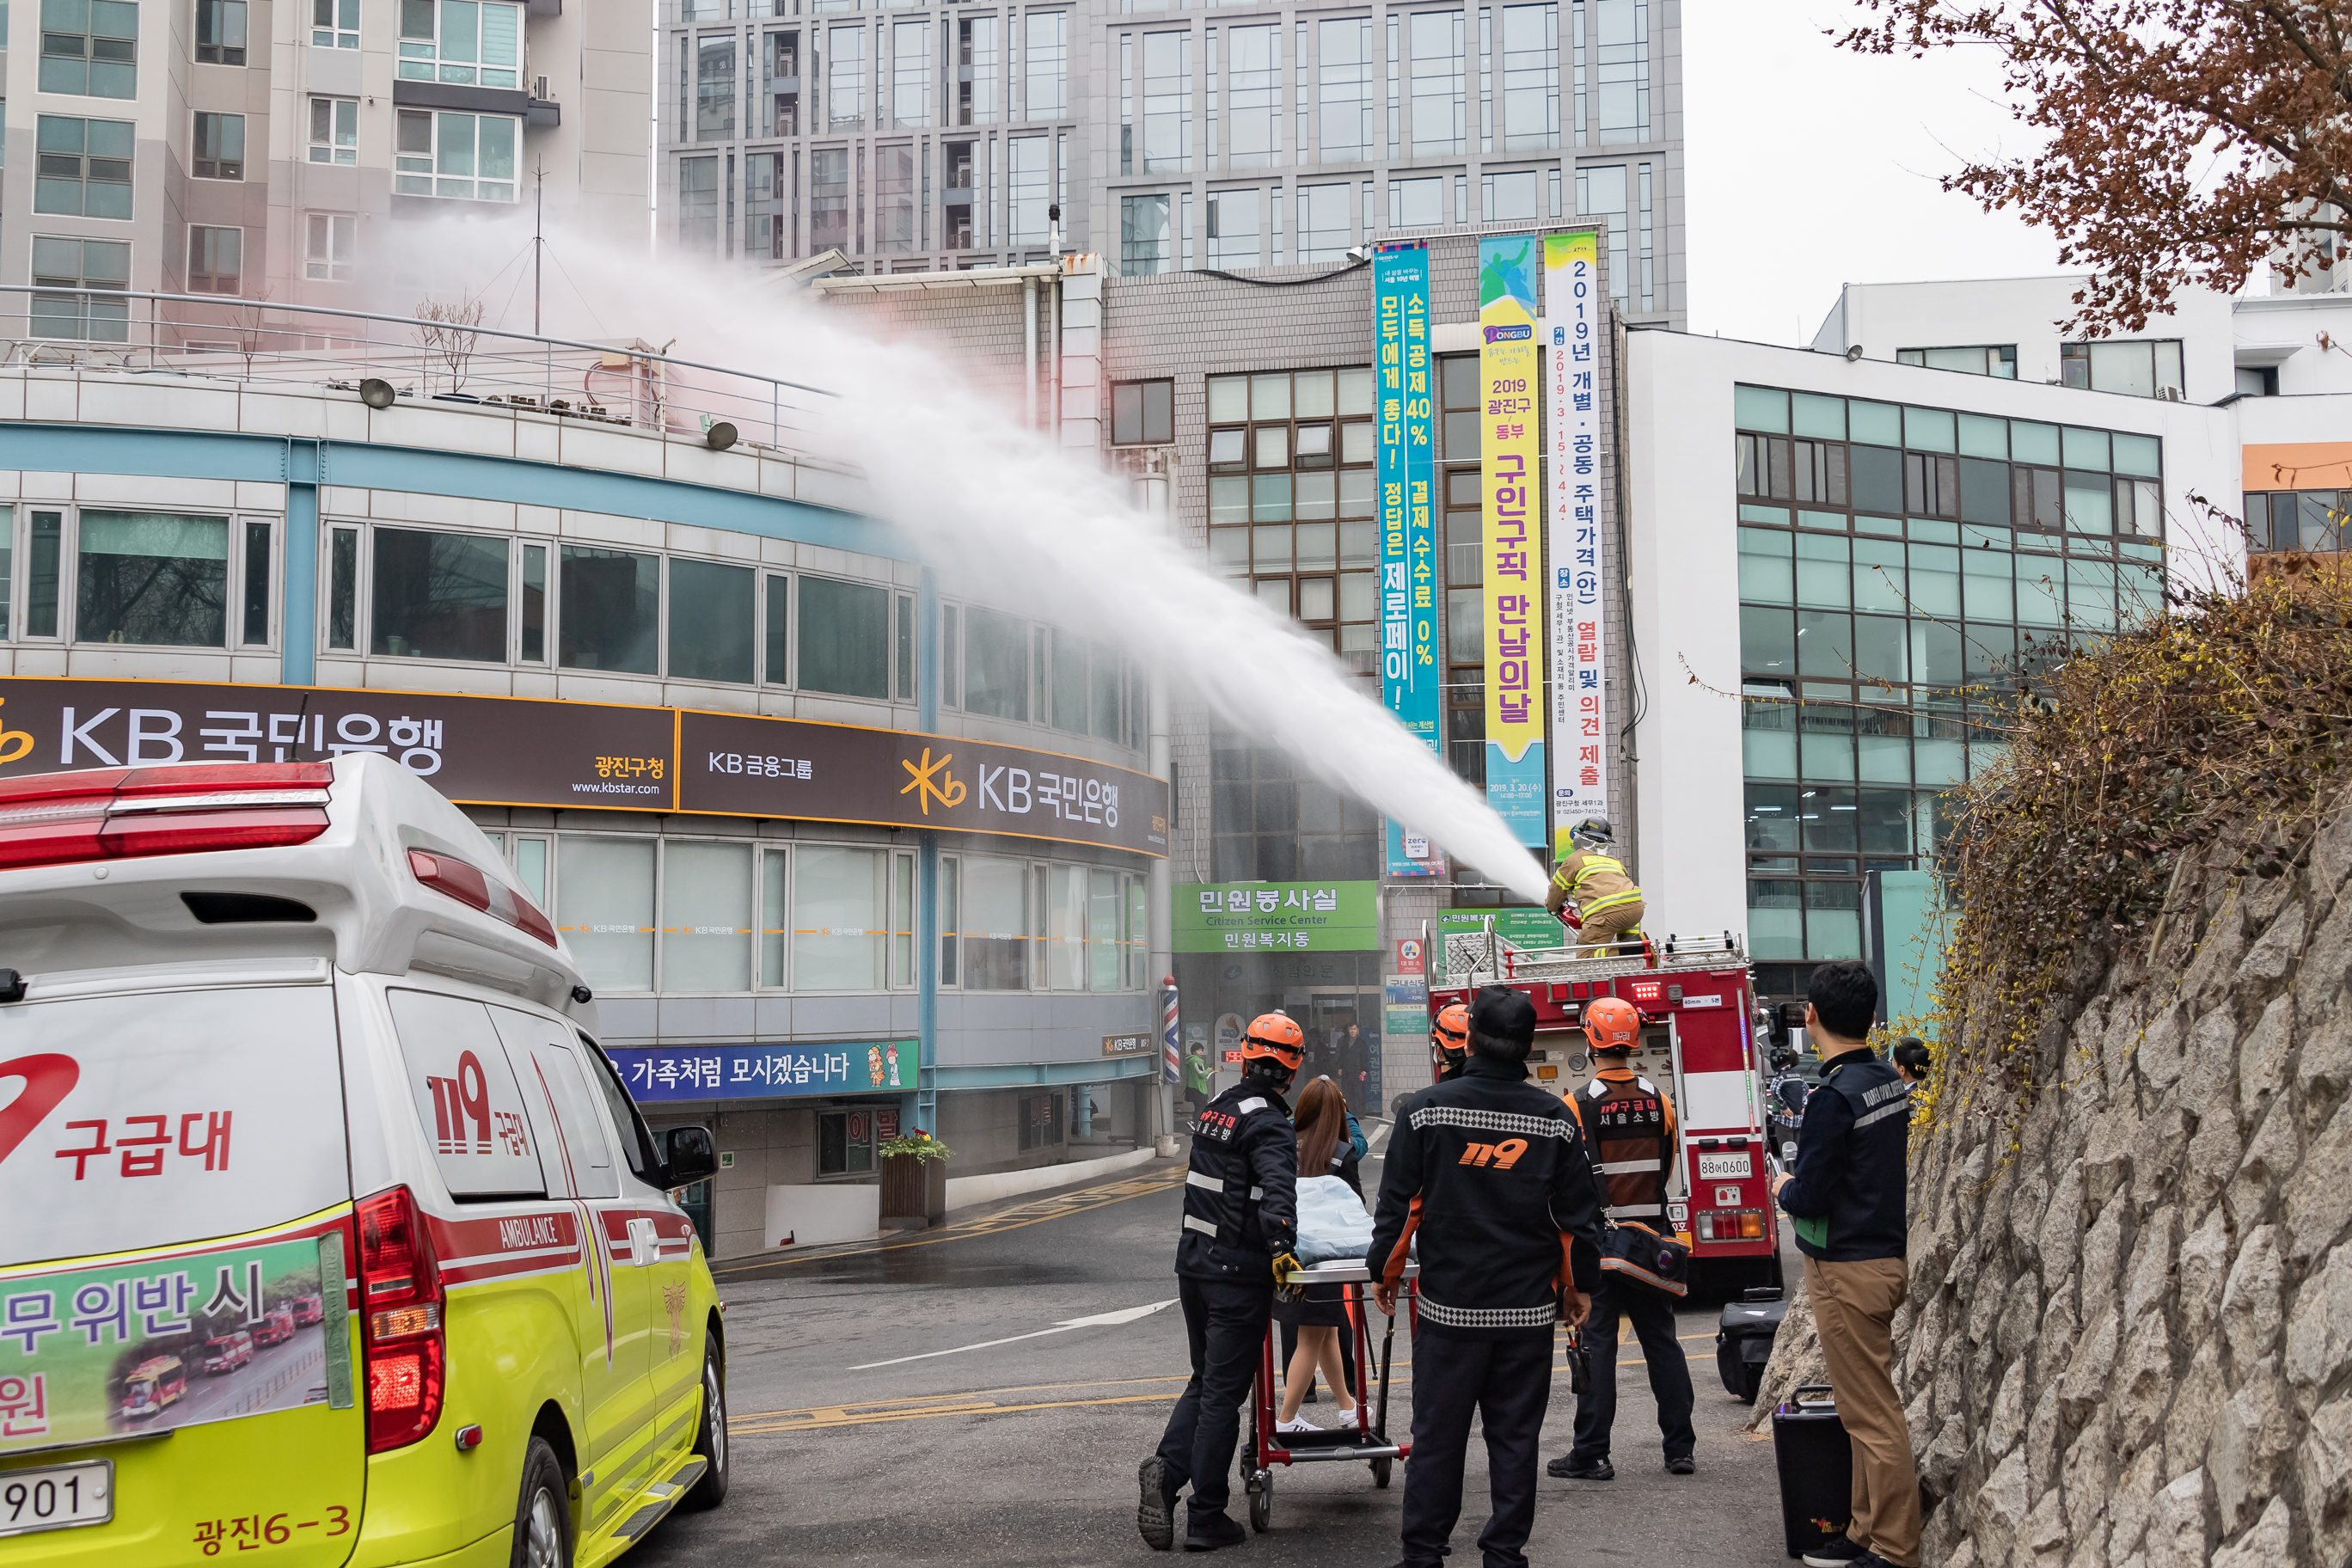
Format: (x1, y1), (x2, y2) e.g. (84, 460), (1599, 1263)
(848, 1298), (1180, 1369)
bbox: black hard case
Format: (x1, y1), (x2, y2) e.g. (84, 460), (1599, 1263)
(1771, 1384), (1853, 1559)
(1716, 1287), (1787, 1402)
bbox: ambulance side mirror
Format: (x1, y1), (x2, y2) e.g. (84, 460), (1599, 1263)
(664, 1124), (718, 1190)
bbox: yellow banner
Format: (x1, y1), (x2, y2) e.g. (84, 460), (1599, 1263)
(1478, 236), (1545, 843)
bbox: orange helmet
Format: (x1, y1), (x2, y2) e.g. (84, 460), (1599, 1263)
(1583, 995), (1640, 1053)
(1239, 1013), (1306, 1072)
(1431, 1001), (1470, 1064)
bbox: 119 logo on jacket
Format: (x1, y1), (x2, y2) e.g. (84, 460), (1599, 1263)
(1457, 1139), (1529, 1169)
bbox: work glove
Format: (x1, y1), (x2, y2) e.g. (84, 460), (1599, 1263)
(1271, 1251), (1304, 1301)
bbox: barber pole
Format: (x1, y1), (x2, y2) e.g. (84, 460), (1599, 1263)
(1161, 977), (1180, 1085)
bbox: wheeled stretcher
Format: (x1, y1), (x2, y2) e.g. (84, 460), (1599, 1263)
(1239, 1259), (1419, 1533)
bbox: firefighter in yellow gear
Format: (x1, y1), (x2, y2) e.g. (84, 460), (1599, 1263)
(1545, 817), (1646, 959)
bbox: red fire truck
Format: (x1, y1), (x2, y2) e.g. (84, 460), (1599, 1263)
(1425, 922), (1782, 1289)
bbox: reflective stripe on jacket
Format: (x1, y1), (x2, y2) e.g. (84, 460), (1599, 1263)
(1547, 850), (1643, 916)
(1570, 1068), (1676, 1222)
(1178, 1081), (1300, 1281)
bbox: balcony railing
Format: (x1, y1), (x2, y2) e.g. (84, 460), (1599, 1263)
(0, 285), (838, 460)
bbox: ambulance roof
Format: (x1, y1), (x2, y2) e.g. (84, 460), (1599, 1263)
(0, 752), (590, 1020)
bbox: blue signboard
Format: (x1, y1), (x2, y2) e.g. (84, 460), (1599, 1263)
(1376, 244), (1442, 879)
(609, 1040), (917, 1102)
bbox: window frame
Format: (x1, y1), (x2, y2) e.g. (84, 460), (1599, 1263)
(28, 505), (278, 651)
(191, 110), (247, 181)
(311, 0), (358, 48)
(186, 224), (243, 297)
(40, 0), (138, 99)
(398, 0), (524, 89)
(308, 96), (359, 166)
(1110, 379), (1173, 445)
(303, 211), (358, 281)
(34, 113), (134, 220)
(195, 0), (247, 64)
(394, 107), (522, 204)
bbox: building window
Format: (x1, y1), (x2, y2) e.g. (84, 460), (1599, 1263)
(196, 0), (246, 64)
(305, 212), (357, 280)
(1318, 16), (1373, 162)
(1008, 135), (1051, 244)
(309, 96), (358, 164)
(826, 23), (865, 132)
(678, 155), (719, 248)
(950, 854), (1032, 989)
(369, 526), (507, 661)
(2059, 340), (2186, 399)
(793, 846), (915, 989)
(1481, 168), (1540, 223)
(1024, 9), (1067, 120)
(810, 146), (850, 253)
(1136, 28), (1189, 173)
(1499, 3), (1558, 150)
(667, 558), (756, 683)
(891, 16), (930, 129)
(34, 115), (132, 219)
(661, 840), (754, 991)
(30, 236), (130, 340)
(1210, 728), (1379, 881)
(400, 0), (522, 89)
(395, 110), (519, 202)
(193, 111), (245, 180)
(1018, 1092), (1064, 1151)
(77, 511), (231, 646)
(559, 545), (658, 676)
(40, 0), (138, 98)
(1731, 383), (2165, 971)
(1112, 380), (1173, 444)
(1296, 182), (1350, 261)
(187, 225), (242, 294)
(1227, 23), (1277, 167)
(311, 0), (358, 49)
(695, 33), (736, 140)
(958, 15), (996, 125)
(1121, 193), (1171, 276)
(797, 575), (889, 699)
(1205, 187), (1261, 267)
(1389, 175), (1442, 229)
(1587, 0), (1648, 143)
(874, 144), (917, 252)
(1409, 9), (1465, 156)
(818, 1109), (879, 1175)
(1206, 366), (1380, 670)
(2245, 491), (2348, 554)
(556, 836), (656, 991)
(1896, 346), (2018, 379)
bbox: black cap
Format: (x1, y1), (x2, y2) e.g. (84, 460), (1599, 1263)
(1471, 984), (1536, 1050)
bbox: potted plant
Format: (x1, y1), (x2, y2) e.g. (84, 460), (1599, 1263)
(879, 1128), (952, 1229)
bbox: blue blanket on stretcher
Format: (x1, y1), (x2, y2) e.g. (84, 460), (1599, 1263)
(1295, 1174), (1375, 1264)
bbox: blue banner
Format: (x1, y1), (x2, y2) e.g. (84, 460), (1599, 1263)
(609, 1040), (917, 1102)
(1376, 244), (1442, 879)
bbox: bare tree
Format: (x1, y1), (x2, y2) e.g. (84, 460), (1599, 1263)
(227, 286), (275, 377)
(1839, 0), (2352, 334)
(413, 295), (487, 393)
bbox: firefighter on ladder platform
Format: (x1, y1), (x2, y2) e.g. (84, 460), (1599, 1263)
(1544, 817), (1646, 959)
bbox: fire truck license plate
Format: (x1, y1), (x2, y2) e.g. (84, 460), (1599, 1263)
(1697, 1152), (1753, 1180)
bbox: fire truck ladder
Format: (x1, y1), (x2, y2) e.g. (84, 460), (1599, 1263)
(1437, 924), (1748, 991)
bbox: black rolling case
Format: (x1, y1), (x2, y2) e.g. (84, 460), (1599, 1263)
(1771, 1384), (1853, 1559)
(1716, 1286), (1785, 1402)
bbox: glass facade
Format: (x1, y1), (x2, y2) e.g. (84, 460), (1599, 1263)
(1730, 383), (2166, 985)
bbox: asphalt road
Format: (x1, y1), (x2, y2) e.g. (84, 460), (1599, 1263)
(634, 1136), (1799, 1568)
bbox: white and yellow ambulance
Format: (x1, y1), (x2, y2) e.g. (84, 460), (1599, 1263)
(0, 754), (726, 1565)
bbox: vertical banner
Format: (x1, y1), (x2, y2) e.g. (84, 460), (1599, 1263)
(1376, 245), (1442, 877)
(1478, 235), (1547, 846)
(1544, 230), (1606, 854)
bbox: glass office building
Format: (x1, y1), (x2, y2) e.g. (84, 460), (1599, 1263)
(1728, 384), (2167, 995)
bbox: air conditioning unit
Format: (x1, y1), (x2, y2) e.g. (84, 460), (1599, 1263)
(2156, 384), (2185, 401)
(532, 74), (550, 101)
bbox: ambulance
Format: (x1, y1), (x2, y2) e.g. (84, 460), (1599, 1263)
(0, 755), (727, 1565)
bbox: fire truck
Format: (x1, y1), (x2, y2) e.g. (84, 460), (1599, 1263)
(1425, 922), (1782, 1289)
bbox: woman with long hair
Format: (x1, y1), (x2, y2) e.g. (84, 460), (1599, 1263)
(1274, 1075), (1363, 1432)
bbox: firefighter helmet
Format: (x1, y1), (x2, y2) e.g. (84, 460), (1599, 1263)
(1570, 816), (1616, 852)
(1239, 1013), (1306, 1073)
(1583, 995), (1641, 1054)
(1430, 1001), (1470, 1068)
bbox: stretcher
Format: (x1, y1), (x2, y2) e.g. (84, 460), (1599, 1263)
(1240, 1259), (1418, 1533)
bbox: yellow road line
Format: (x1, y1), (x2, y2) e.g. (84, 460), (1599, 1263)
(713, 1169), (1185, 1276)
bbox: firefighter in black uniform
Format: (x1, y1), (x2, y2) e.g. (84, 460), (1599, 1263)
(1137, 1013), (1305, 1553)
(1369, 986), (1606, 1568)
(1431, 1000), (1470, 1081)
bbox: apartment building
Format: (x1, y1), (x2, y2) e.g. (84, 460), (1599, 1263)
(0, 0), (650, 326)
(662, 0), (1684, 323)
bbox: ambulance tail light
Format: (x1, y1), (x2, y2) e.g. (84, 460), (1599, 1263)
(0, 763), (332, 872)
(407, 849), (560, 949)
(357, 1185), (445, 1452)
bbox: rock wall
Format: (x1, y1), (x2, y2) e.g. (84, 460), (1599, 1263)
(1751, 800), (2352, 1565)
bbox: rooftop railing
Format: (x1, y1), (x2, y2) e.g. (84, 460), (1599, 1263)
(0, 285), (838, 459)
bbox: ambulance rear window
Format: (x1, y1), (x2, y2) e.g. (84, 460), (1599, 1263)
(389, 989), (548, 1200)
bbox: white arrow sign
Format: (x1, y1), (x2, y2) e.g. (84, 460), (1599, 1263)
(848, 1298), (1179, 1370)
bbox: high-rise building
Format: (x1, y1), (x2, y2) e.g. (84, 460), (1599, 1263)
(0, 0), (652, 320)
(662, 0), (1683, 323)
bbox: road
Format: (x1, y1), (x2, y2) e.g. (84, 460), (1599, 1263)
(635, 1136), (1798, 1568)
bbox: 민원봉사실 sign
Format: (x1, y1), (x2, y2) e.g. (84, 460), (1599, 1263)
(1175, 881), (1380, 952)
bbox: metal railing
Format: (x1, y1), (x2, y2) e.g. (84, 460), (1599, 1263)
(0, 285), (839, 457)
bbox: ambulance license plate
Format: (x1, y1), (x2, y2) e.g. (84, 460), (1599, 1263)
(1697, 1152), (1753, 1180)
(0, 1460), (113, 1539)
